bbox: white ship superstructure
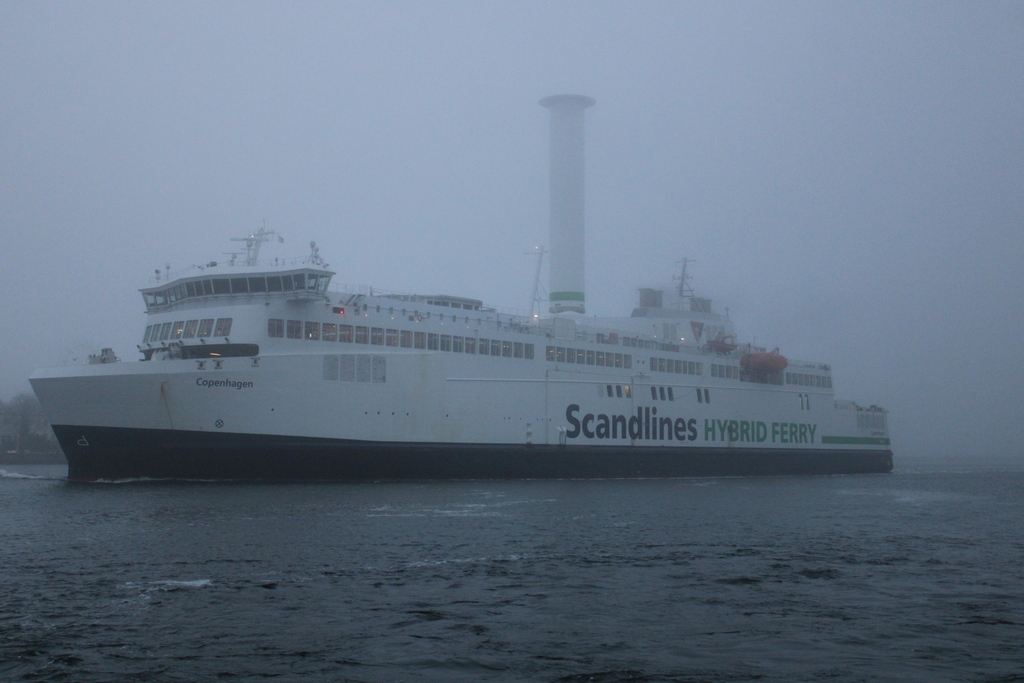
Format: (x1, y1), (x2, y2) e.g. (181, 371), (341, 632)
(30, 96), (892, 480)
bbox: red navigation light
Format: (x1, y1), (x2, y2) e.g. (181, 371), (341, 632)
(333, 307), (345, 314)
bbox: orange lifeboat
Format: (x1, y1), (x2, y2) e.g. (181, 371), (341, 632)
(741, 350), (788, 372)
(706, 333), (737, 354)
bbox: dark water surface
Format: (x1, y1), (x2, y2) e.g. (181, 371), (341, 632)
(2, 461), (1022, 682)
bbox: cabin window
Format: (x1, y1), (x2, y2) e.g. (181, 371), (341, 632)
(524, 344), (534, 360)
(616, 385), (623, 398)
(490, 340), (501, 356)
(659, 387), (666, 401)
(371, 328), (384, 345)
(400, 330), (413, 348)
(214, 318), (232, 337)
(453, 336), (465, 353)
(287, 320), (302, 339)
(606, 385), (614, 397)
(575, 349), (585, 364)
(143, 325), (154, 343)
(197, 319), (214, 337)
(355, 326), (369, 344)
(322, 323), (338, 342)
(596, 352), (605, 367)
(414, 331), (426, 349)
(615, 353), (623, 369)
(545, 345), (554, 361)
(249, 277), (267, 293)
(183, 320), (199, 339)
(624, 355), (632, 369)
(556, 347), (565, 363)
(427, 333), (439, 350)
(339, 325), (353, 343)
(502, 341), (512, 358)
(170, 321), (185, 339)
(268, 319), (284, 338)
(440, 334), (451, 351)
(465, 338), (476, 354)
(480, 339), (490, 356)
(305, 322), (320, 340)
(386, 329), (399, 346)
(266, 276), (282, 292)
(697, 389), (703, 403)
(651, 387), (657, 400)
(586, 350), (594, 365)
(624, 385), (631, 398)
(513, 342), (523, 358)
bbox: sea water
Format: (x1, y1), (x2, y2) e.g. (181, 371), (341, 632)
(1, 459), (1022, 682)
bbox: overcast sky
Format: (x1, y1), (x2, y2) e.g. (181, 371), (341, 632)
(2, 1), (1022, 461)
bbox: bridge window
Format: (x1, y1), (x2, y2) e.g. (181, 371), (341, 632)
(266, 276), (282, 292)
(197, 319), (214, 337)
(214, 318), (232, 337)
(230, 278), (248, 294)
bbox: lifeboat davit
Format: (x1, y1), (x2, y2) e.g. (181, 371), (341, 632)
(741, 350), (788, 372)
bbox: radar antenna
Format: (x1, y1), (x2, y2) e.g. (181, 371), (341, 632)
(229, 225), (284, 266)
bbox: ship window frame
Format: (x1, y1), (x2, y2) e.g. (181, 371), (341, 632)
(287, 320), (302, 339)
(480, 339), (490, 356)
(651, 386), (657, 400)
(214, 318), (232, 337)
(268, 319), (284, 338)
(212, 278), (230, 295)
(513, 342), (523, 359)
(370, 327), (385, 345)
(197, 319), (214, 338)
(248, 277), (267, 293)
(400, 330), (413, 348)
(355, 326), (369, 344)
(453, 336), (464, 353)
(386, 329), (399, 347)
(293, 273), (305, 290)
(524, 343), (534, 360)
(465, 337), (477, 354)
(427, 333), (439, 350)
(266, 276), (282, 292)
(230, 278), (249, 294)
(305, 322), (320, 340)
(491, 340), (501, 356)
(322, 322), (338, 342)
(440, 334), (451, 351)
(339, 324), (353, 343)
(414, 331), (426, 349)
(183, 320), (199, 339)
(185, 281), (197, 298)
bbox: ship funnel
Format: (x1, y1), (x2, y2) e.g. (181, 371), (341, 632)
(540, 94), (595, 314)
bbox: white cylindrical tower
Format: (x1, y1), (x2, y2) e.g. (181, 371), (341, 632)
(540, 94), (595, 314)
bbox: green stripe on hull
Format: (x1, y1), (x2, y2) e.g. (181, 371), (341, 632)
(821, 436), (891, 445)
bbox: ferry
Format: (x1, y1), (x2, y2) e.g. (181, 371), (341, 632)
(29, 95), (892, 480)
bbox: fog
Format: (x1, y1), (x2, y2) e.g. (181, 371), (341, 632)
(2, 1), (1022, 462)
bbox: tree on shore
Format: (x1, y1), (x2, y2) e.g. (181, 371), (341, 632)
(0, 393), (56, 453)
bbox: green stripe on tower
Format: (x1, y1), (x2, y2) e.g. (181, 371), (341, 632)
(550, 291), (585, 302)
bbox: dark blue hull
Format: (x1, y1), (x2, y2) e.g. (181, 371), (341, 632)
(52, 425), (894, 481)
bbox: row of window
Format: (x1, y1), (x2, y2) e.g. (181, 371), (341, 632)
(711, 363), (740, 379)
(144, 318), (233, 343)
(545, 346), (633, 369)
(650, 357), (704, 376)
(269, 320), (536, 359)
(323, 355), (387, 383)
(143, 273), (329, 309)
(786, 372), (832, 388)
